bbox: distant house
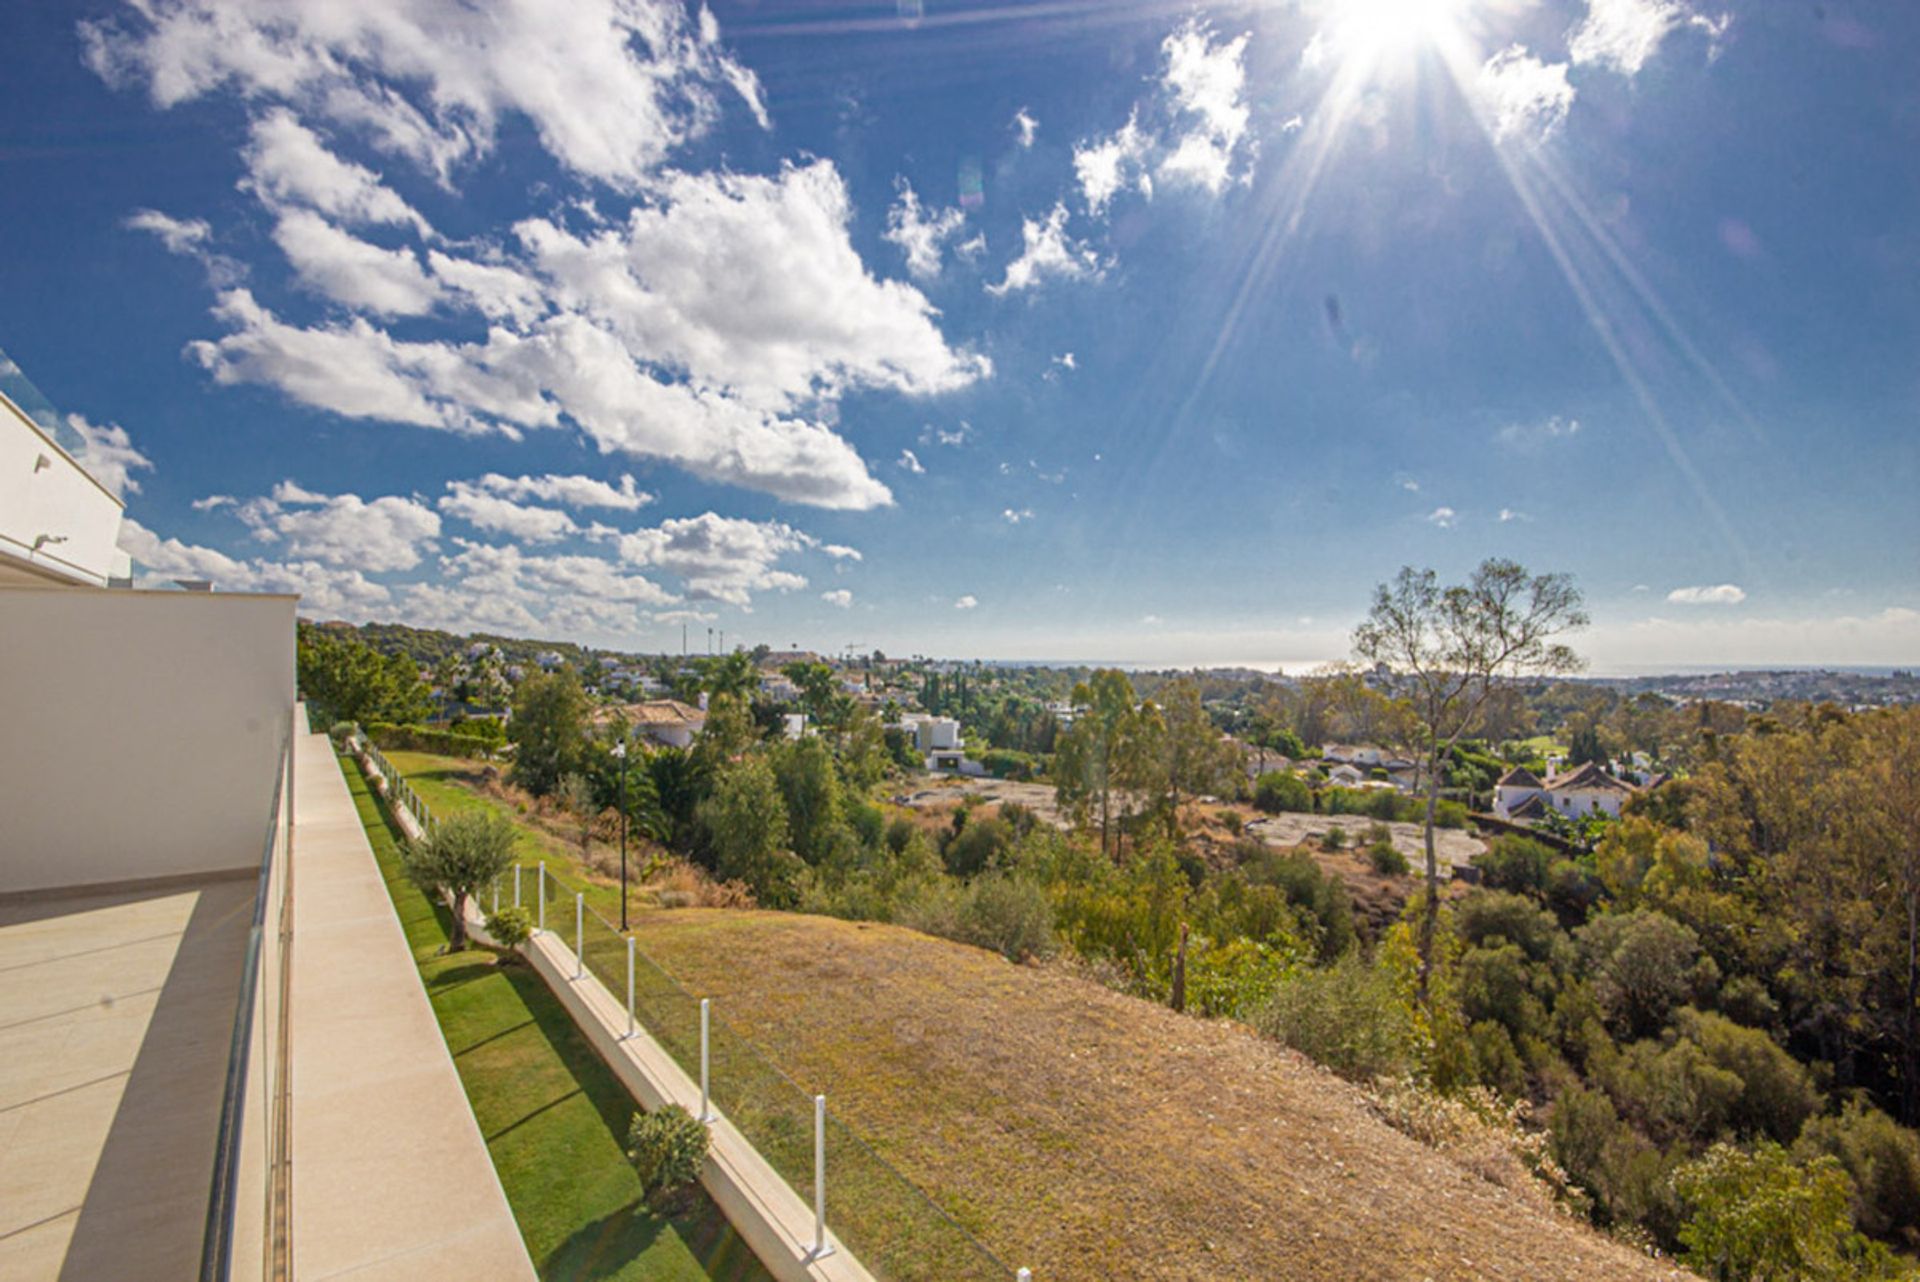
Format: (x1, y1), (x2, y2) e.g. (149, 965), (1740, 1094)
(1325, 763), (1366, 788)
(1494, 761), (1641, 822)
(1325, 744), (1390, 767)
(593, 698), (709, 749)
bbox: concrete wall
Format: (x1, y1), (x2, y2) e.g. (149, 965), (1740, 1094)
(0, 586), (296, 894)
(0, 393), (126, 586)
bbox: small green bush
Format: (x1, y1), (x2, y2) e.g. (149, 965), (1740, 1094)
(1795, 1101), (1920, 1242)
(1368, 841), (1409, 875)
(1256, 953), (1419, 1083)
(1221, 810), (1244, 836)
(485, 905), (534, 956)
(1253, 771), (1312, 813)
(1322, 827), (1348, 851)
(627, 1105), (710, 1199)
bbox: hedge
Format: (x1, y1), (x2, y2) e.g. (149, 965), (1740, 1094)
(366, 721), (501, 759)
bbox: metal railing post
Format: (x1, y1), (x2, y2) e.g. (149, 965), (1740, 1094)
(625, 938), (636, 1039)
(514, 864), (522, 908)
(574, 894), (584, 979)
(813, 1094), (831, 1259)
(700, 999), (713, 1122)
(538, 862), (546, 933)
(1018, 1270), (1032, 1281)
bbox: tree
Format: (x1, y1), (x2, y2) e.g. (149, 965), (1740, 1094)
(698, 755), (798, 904)
(297, 623), (431, 725)
(1673, 1143), (1882, 1282)
(1054, 669), (1147, 857)
(509, 669), (588, 797)
(773, 736), (842, 865)
(557, 772), (596, 861)
(1150, 679), (1240, 840)
(402, 810), (517, 951)
(1353, 560), (1587, 998)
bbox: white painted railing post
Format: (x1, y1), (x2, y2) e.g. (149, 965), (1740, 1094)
(574, 893), (584, 979)
(514, 864), (522, 908)
(625, 938), (636, 1039)
(491, 876), (499, 915)
(537, 862), (546, 933)
(699, 999), (713, 1122)
(813, 1094), (831, 1259)
(1018, 1270), (1032, 1281)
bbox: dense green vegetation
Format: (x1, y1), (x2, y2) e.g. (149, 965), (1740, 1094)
(340, 754), (769, 1282)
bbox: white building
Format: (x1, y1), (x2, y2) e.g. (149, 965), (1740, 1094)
(1494, 761), (1640, 822)
(1, 366), (131, 588)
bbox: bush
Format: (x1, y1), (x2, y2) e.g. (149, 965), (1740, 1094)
(328, 720), (362, 750)
(1322, 826), (1348, 851)
(942, 815), (1010, 877)
(1475, 835), (1555, 899)
(1435, 799), (1469, 829)
(485, 905), (534, 955)
(1220, 810), (1244, 836)
(1256, 953), (1419, 1083)
(1368, 841), (1409, 875)
(627, 1105), (710, 1199)
(1253, 771), (1312, 813)
(1795, 1101), (1920, 1242)
(980, 748), (1038, 781)
(1673, 1007), (1819, 1144)
(1673, 1142), (1889, 1281)
(899, 873), (1054, 962)
(369, 721), (499, 758)
(1576, 908), (1717, 1039)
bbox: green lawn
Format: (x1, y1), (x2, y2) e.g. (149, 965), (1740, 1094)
(341, 753), (770, 1282)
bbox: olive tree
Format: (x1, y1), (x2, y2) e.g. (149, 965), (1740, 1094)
(1353, 559), (1586, 998)
(402, 810), (518, 951)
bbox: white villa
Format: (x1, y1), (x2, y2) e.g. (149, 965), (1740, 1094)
(1494, 761), (1642, 822)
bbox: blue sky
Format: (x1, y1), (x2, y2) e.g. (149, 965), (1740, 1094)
(2, 0), (1916, 671)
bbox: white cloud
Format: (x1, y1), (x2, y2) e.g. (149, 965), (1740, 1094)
(1499, 508), (1532, 523)
(118, 516), (395, 614)
(820, 544), (862, 561)
(1666, 583), (1747, 606)
(426, 251), (547, 327)
(516, 161), (987, 411)
(124, 208), (209, 254)
(954, 594), (978, 610)
(897, 448), (925, 474)
(1053, 352), (1077, 371)
(1568, 0), (1728, 76)
(1157, 20), (1254, 195)
(1497, 415), (1582, 447)
(1074, 114), (1153, 216)
(471, 472), (652, 510)
(1477, 46), (1575, 143)
(236, 486), (441, 571)
(987, 203), (1102, 296)
(922, 422), (971, 448)
(82, 0), (769, 189)
(1002, 507), (1033, 524)
(241, 109), (427, 233)
(192, 494), (234, 510)
(1426, 506), (1457, 528)
(271, 209), (440, 315)
(438, 480), (579, 543)
(65, 414), (155, 498)
(616, 512), (810, 606)
(884, 179), (967, 280)
(1011, 106), (1040, 149)
(821, 588), (852, 609)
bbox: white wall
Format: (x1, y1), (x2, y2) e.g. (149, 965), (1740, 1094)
(0, 586), (296, 894)
(0, 395), (126, 586)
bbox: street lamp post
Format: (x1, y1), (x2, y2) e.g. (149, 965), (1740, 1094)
(613, 738), (629, 931)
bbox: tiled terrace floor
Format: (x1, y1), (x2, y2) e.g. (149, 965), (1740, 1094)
(0, 876), (253, 1281)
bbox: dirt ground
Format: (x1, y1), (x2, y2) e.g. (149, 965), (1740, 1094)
(892, 776), (1077, 828)
(633, 910), (1686, 1282)
(1248, 811), (1488, 873)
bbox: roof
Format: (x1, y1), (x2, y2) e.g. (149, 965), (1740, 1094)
(1508, 792), (1551, 820)
(1496, 766), (1543, 789)
(1546, 761), (1635, 793)
(592, 699), (707, 728)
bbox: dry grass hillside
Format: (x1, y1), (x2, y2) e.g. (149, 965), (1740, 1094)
(632, 909), (1690, 1282)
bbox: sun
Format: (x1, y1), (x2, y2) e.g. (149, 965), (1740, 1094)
(1319, 0), (1480, 71)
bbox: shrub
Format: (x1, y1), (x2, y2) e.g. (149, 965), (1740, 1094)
(1322, 827), (1348, 851)
(1576, 908), (1718, 1039)
(1795, 1101), (1920, 1243)
(1435, 799), (1469, 829)
(328, 720), (362, 750)
(1673, 1007), (1819, 1144)
(1256, 953), (1419, 1084)
(627, 1105), (710, 1199)
(959, 874), (1055, 961)
(369, 721), (499, 758)
(943, 815), (1010, 877)
(1368, 841), (1409, 875)
(485, 905), (534, 956)
(1220, 810), (1244, 836)
(1475, 835), (1555, 899)
(1718, 975), (1781, 1030)
(1455, 890), (1569, 966)
(1253, 771), (1312, 813)
(1673, 1142), (1888, 1282)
